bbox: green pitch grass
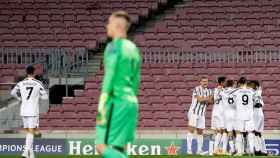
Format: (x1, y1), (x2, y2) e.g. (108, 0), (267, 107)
(0, 156), (280, 158)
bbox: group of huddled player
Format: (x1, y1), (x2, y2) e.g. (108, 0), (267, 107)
(186, 76), (267, 156)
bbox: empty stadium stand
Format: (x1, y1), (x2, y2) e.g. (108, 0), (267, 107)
(40, 62), (280, 130)
(134, 0), (280, 52)
(0, 0), (175, 87)
(0, 0), (169, 49)
(1, 0), (280, 131)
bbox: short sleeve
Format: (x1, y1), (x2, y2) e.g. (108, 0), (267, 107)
(193, 87), (199, 96)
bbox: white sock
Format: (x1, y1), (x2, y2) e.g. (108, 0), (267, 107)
(23, 133), (31, 157)
(235, 134), (243, 154)
(248, 133), (255, 154)
(221, 133), (228, 153)
(26, 133), (34, 157)
(241, 134), (245, 154)
(187, 133), (193, 153)
(214, 133), (222, 152)
(255, 135), (261, 152)
(22, 147), (28, 157)
(261, 136), (267, 153)
(228, 136), (235, 154)
(197, 134), (204, 153)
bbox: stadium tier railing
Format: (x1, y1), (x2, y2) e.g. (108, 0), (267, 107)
(0, 48), (89, 76)
(142, 50), (280, 64)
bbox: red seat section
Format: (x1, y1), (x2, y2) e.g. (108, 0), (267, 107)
(134, 0), (280, 52)
(41, 63), (280, 130)
(0, 0), (168, 49)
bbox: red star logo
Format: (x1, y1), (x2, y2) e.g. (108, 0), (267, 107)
(165, 142), (179, 155)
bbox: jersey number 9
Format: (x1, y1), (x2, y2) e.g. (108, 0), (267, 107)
(242, 95), (249, 105)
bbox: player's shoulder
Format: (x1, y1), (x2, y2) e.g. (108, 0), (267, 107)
(214, 87), (223, 92)
(31, 79), (45, 88)
(16, 78), (28, 85)
(247, 87), (256, 94)
(230, 87), (241, 94)
(105, 41), (117, 54)
(194, 85), (201, 90)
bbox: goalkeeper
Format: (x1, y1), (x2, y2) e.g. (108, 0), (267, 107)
(95, 11), (141, 158)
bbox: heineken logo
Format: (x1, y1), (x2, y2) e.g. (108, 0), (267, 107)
(68, 140), (182, 155)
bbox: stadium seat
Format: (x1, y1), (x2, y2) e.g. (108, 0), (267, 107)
(134, 0), (280, 52)
(41, 63), (280, 129)
(0, 0), (167, 49)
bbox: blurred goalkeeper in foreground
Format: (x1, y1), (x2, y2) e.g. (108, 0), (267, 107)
(95, 11), (141, 158)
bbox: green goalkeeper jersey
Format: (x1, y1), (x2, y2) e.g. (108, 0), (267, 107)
(99, 37), (141, 106)
(96, 38), (141, 147)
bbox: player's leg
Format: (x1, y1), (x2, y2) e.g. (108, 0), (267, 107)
(96, 100), (138, 158)
(260, 133), (268, 155)
(26, 128), (35, 158)
(245, 120), (255, 155)
(254, 131), (262, 155)
(186, 126), (195, 154)
(196, 128), (204, 155)
(22, 117), (37, 158)
(221, 129), (228, 155)
(34, 128), (42, 138)
(227, 131), (235, 155)
(242, 132), (249, 155)
(213, 129), (222, 155)
(235, 131), (243, 156)
(226, 117), (235, 155)
(219, 116), (227, 155)
(255, 115), (267, 155)
(234, 120), (244, 156)
(95, 102), (127, 158)
(211, 115), (222, 154)
(186, 112), (197, 154)
(196, 116), (205, 155)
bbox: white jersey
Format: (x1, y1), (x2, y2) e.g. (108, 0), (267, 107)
(221, 87), (238, 112)
(232, 87), (257, 121)
(212, 87), (224, 116)
(189, 86), (212, 117)
(11, 78), (48, 116)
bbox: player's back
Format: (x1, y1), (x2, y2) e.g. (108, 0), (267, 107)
(233, 87), (256, 120)
(221, 87), (237, 113)
(213, 87), (224, 112)
(106, 38), (141, 101)
(14, 78), (47, 116)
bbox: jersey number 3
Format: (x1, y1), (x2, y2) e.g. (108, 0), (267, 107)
(26, 87), (34, 100)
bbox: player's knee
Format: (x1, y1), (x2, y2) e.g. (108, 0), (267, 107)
(188, 127), (195, 133)
(215, 129), (219, 134)
(96, 144), (106, 154)
(197, 129), (203, 135)
(27, 128), (35, 134)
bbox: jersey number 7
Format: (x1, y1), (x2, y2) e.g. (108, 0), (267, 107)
(26, 87), (34, 100)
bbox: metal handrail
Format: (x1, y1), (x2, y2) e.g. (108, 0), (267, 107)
(142, 50), (280, 64)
